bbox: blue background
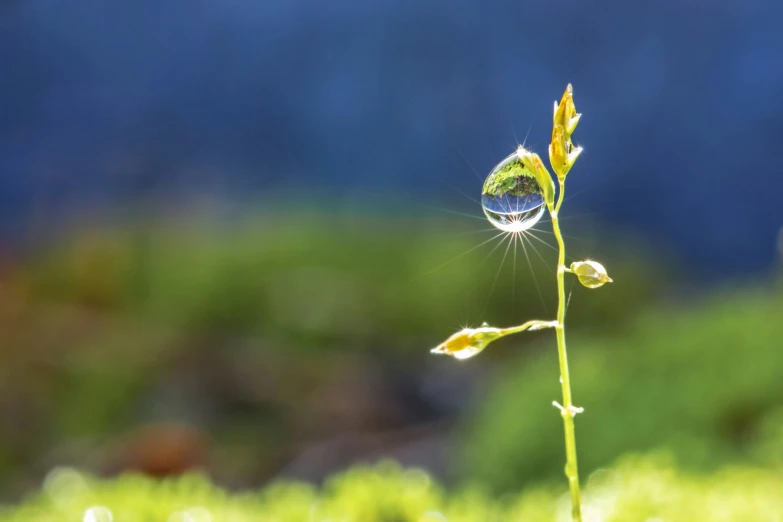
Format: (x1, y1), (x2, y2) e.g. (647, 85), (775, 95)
(2, 0), (782, 276)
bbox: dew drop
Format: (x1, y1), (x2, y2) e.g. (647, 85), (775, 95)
(83, 506), (113, 522)
(481, 151), (545, 232)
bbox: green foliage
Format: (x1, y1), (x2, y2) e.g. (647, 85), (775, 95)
(23, 213), (659, 347)
(0, 212), (662, 496)
(460, 286), (783, 491)
(4, 457), (783, 521)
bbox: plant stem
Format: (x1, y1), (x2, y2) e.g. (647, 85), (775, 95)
(551, 180), (582, 522)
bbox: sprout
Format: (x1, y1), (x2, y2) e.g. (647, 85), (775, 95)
(432, 84), (603, 522)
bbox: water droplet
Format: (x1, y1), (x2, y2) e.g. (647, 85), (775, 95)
(83, 506), (113, 522)
(481, 151), (545, 232)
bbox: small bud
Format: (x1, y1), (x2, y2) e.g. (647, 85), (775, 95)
(570, 260), (613, 289)
(430, 326), (503, 360)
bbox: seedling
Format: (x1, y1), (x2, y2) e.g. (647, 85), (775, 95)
(431, 85), (610, 522)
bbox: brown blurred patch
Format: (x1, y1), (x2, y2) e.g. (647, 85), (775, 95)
(101, 422), (210, 478)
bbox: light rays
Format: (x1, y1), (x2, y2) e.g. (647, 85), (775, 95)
(515, 228), (549, 314)
(414, 137), (596, 326)
(418, 228), (508, 278)
(416, 197), (562, 322)
(478, 226), (517, 317)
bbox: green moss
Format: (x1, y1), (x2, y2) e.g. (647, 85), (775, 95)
(4, 457), (783, 521)
(481, 158), (541, 198)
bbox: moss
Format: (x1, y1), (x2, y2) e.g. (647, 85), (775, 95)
(3, 456), (783, 521)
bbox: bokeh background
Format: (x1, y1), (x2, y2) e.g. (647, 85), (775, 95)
(2, 0), (783, 504)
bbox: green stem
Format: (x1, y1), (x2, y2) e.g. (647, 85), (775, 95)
(502, 319), (558, 336)
(551, 180), (582, 522)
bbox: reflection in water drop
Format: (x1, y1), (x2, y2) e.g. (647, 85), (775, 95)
(481, 151), (546, 232)
(83, 506), (113, 522)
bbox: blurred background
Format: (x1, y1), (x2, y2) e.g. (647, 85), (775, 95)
(1, 0), (783, 503)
